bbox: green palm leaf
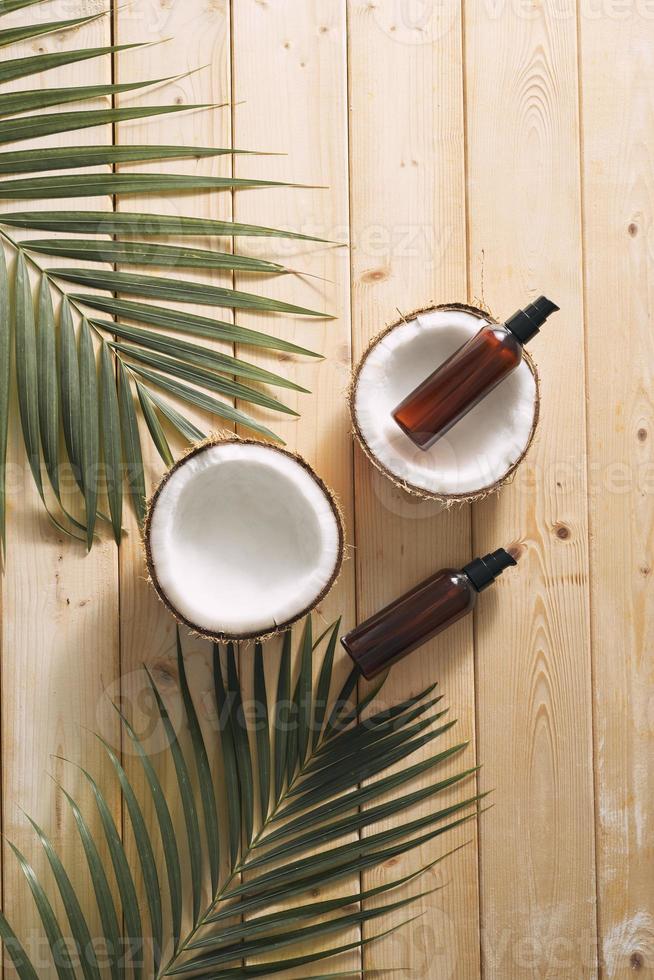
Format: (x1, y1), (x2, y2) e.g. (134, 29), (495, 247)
(273, 630), (292, 803)
(0, 77), (178, 118)
(0, 104), (220, 148)
(2, 209), (330, 241)
(0, 172), (302, 196)
(27, 239), (286, 275)
(299, 618), (316, 765)
(253, 642), (271, 824)
(72, 296), (319, 357)
(36, 279), (59, 496)
(48, 268), (330, 317)
(147, 389), (206, 445)
(59, 781), (137, 980)
(3, 616), (482, 980)
(173, 894), (429, 974)
(117, 359), (146, 526)
(195, 864), (433, 948)
(226, 644), (255, 845)
(0, 11), (103, 48)
(7, 841), (76, 979)
(0, 144), (255, 175)
(14, 252), (42, 496)
(111, 342), (298, 415)
(99, 343), (123, 545)
(94, 735), (164, 974)
(146, 668), (204, 927)
(0, 42), (143, 85)
(136, 381), (174, 467)
(213, 643), (242, 868)
(23, 814), (102, 980)
(130, 366), (283, 443)
(0, 0), (343, 551)
(78, 320), (99, 550)
(0, 910), (39, 980)
(99, 322), (307, 392)
(176, 629), (221, 896)
(0, 0), (49, 14)
(75, 764), (144, 980)
(117, 705), (184, 951)
(59, 299), (83, 492)
(312, 618), (339, 748)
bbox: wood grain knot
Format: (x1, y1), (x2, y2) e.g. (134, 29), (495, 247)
(628, 223), (639, 237)
(554, 523), (571, 540)
(630, 951), (644, 970)
(361, 266), (389, 283)
(637, 427), (648, 442)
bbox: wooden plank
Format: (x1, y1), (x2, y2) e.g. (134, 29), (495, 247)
(0, 4), (120, 974)
(230, 1), (357, 974)
(113, 0), (235, 970)
(347, 3), (480, 978)
(464, 4), (597, 977)
(578, 9), (654, 977)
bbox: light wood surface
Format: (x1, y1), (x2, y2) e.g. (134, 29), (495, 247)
(1, 2), (652, 979)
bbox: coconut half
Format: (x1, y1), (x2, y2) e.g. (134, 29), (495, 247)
(145, 438), (344, 640)
(351, 304), (539, 501)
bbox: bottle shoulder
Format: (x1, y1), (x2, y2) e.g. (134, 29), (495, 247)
(434, 568), (478, 610)
(482, 322), (523, 352)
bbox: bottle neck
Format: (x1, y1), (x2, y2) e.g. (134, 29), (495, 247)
(504, 296), (560, 344)
(462, 549), (517, 592)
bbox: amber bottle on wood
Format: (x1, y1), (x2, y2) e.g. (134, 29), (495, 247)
(341, 548), (517, 679)
(392, 296), (559, 450)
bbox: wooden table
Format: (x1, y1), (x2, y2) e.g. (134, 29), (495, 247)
(1, 2), (651, 978)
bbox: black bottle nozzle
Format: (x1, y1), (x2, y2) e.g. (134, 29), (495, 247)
(463, 548), (517, 593)
(504, 295), (559, 344)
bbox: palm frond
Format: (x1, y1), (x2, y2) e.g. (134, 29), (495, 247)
(74, 296), (320, 356)
(1, 209), (330, 240)
(0, 11), (104, 49)
(0, 0), (50, 14)
(0, 76), (179, 118)
(2, 617), (481, 977)
(26, 239), (287, 275)
(0, 0), (333, 551)
(0, 105), (224, 148)
(0, 144), (258, 175)
(0, 42), (144, 85)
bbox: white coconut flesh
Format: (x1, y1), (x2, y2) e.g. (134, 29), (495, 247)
(353, 308), (538, 498)
(146, 441), (343, 639)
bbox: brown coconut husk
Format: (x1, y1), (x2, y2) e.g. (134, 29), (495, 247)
(349, 302), (540, 504)
(143, 434), (345, 643)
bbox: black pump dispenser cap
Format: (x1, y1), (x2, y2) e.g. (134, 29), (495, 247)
(504, 295), (559, 344)
(463, 548), (517, 593)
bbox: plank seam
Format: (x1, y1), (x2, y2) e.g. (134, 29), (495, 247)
(574, 0), (603, 974)
(342, 1), (364, 977)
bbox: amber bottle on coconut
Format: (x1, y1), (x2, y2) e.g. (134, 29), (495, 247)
(341, 549), (517, 679)
(392, 296), (559, 450)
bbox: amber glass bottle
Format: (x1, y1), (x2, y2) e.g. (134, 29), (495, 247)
(341, 548), (517, 679)
(392, 296), (560, 450)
